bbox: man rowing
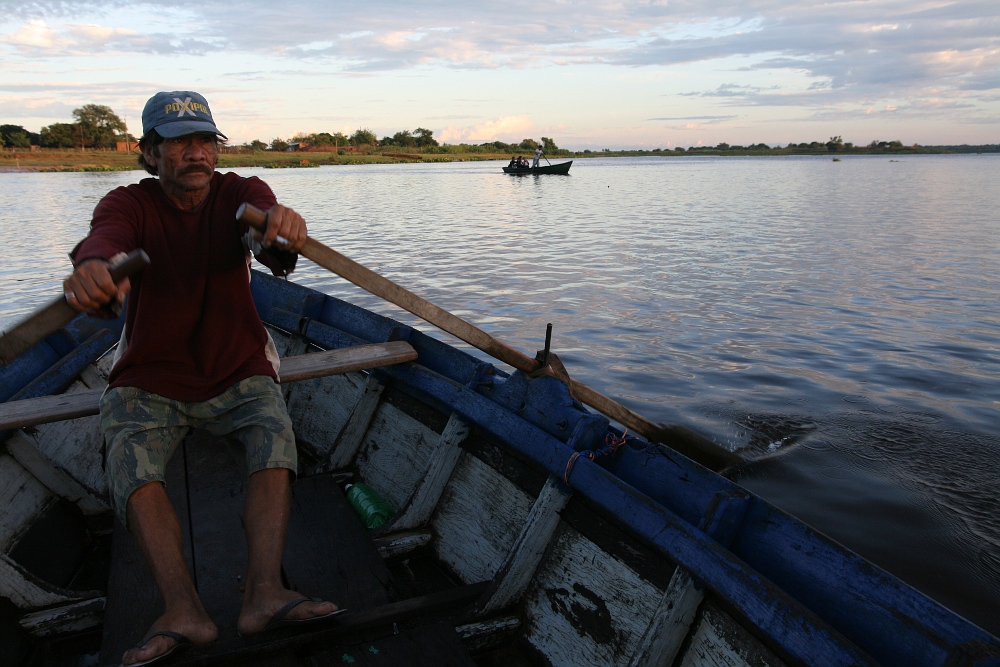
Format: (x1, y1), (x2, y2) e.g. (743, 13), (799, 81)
(63, 91), (341, 666)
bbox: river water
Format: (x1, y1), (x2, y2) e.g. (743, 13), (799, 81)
(1, 155), (998, 635)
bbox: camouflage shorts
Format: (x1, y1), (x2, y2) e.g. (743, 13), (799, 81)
(100, 375), (296, 527)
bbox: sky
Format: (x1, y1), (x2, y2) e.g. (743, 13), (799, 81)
(1, 0), (998, 149)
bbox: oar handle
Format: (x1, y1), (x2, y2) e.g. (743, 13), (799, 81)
(108, 249), (151, 283)
(237, 202), (268, 233)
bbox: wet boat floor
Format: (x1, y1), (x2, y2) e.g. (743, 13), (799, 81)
(99, 431), (477, 666)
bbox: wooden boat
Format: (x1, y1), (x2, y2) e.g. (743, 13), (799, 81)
(0, 270), (998, 666)
(502, 161), (572, 175)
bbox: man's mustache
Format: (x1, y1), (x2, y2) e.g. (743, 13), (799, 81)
(179, 165), (212, 176)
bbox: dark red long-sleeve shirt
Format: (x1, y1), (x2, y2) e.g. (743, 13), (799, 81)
(71, 172), (293, 401)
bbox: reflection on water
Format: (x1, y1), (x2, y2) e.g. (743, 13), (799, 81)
(2, 156), (999, 633)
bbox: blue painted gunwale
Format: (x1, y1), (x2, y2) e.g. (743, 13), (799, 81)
(249, 271), (1000, 667)
(0, 310), (125, 404)
(0, 312), (123, 442)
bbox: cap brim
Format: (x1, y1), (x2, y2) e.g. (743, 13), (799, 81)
(156, 119), (227, 140)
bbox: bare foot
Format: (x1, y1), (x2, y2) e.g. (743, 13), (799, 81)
(121, 609), (218, 665)
(237, 583), (339, 636)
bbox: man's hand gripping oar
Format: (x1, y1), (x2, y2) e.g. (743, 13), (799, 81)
(0, 249), (150, 365)
(237, 203), (743, 473)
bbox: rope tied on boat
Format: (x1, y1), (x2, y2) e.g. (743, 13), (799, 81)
(563, 429), (629, 485)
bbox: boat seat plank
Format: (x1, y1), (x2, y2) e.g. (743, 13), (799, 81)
(0, 342), (417, 432)
(277, 342), (416, 384)
(0, 388), (103, 433)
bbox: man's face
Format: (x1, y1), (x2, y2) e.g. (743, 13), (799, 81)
(144, 133), (218, 193)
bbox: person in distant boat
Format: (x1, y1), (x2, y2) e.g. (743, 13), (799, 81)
(62, 91), (342, 666)
(518, 155), (529, 168)
(507, 156), (517, 168)
(532, 146), (543, 168)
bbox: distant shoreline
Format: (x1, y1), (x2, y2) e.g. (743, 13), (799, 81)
(1, 145), (997, 173)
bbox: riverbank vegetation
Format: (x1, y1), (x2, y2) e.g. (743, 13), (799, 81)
(2, 105), (998, 172)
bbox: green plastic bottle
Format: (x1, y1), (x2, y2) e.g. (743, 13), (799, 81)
(345, 483), (394, 530)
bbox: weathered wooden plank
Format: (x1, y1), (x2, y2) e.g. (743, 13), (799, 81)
(5, 431), (106, 514)
(19, 597), (105, 638)
(0, 456), (96, 610)
(384, 414), (470, 532)
(476, 475), (572, 615)
(628, 568), (703, 667)
(678, 603), (788, 667)
(455, 615), (521, 653)
(371, 530), (432, 560)
(523, 523), (663, 667)
(324, 373), (385, 470)
(0, 553), (87, 610)
(355, 400), (441, 513)
(629, 488), (752, 667)
(0, 453), (54, 552)
(0, 342), (415, 432)
(432, 453), (533, 585)
(78, 360), (110, 391)
(28, 383), (108, 502)
(0, 388), (103, 432)
(286, 371), (365, 463)
(278, 342), (416, 383)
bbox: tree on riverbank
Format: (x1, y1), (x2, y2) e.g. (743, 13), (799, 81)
(72, 105), (129, 149)
(350, 128), (378, 146)
(39, 123), (77, 148)
(379, 127), (438, 148)
(0, 124), (39, 148)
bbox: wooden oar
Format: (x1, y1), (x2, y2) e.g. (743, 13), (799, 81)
(0, 250), (150, 366)
(239, 204), (742, 471)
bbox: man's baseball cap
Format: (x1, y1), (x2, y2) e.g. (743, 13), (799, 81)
(141, 91), (227, 140)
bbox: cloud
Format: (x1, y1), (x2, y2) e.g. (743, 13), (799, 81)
(437, 114), (533, 143)
(0, 0), (995, 100)
(4, 18), (61, 48)
(0, 0), (996, 143)
(647, 115), (737, 122)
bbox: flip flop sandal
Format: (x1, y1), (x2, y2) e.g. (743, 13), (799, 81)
(263, 597), (347, 632)
(119, 630), (193, 667)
